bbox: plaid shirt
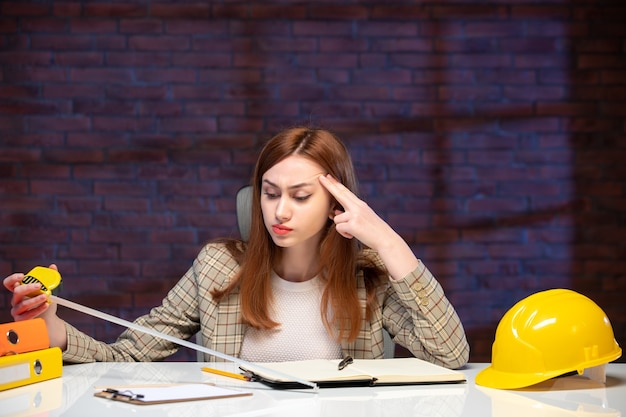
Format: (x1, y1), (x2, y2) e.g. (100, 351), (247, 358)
(64, 243), (469, 369)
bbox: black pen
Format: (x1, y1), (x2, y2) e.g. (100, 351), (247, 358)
(338, 356), (353, 371)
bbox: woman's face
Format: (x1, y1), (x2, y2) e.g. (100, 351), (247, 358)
(261, 155), (332, 249)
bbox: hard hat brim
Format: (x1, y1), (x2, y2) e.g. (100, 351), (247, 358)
(475, 365), (565, 390)
(476, 346), (622, 390)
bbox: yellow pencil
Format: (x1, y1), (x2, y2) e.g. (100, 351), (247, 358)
(201, 367), (250, 381)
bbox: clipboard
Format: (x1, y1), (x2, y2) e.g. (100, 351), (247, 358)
(94, 383), (252, 405)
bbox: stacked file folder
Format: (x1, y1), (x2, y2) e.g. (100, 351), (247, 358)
(0, 318), (62, 391)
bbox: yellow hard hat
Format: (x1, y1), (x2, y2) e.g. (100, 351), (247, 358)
(476, 288), (622, 389)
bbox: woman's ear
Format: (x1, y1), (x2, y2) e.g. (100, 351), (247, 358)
(328, 199), (338, 220)
(328, 201), (343, 220)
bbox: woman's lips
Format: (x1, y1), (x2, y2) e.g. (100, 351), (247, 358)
(272, 224), (292, 235)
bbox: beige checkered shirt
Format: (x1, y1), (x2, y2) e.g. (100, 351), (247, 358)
(63, 243), (469, 369)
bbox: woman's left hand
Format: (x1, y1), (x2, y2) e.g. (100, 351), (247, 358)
(318, 174), (395, 249)
(318, 174), (420, 280)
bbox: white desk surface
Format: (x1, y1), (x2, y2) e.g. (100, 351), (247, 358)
(2, 361), (625, 417)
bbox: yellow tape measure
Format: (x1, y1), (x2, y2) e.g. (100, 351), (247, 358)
(21, 266), (63, 296)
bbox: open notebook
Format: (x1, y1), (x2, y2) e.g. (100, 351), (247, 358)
(240, 357), (466, 389)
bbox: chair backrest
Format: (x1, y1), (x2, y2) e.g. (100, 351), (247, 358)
(236, 185), (253, 241)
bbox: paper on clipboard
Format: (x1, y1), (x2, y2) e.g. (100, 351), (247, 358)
(94, 383), (252, 405)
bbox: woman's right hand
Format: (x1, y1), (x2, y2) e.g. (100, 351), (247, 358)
(3, 265), (67, 350)
(4, 268), (57, 321)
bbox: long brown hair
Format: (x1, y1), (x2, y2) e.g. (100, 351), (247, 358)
(212, 127), (387, 342)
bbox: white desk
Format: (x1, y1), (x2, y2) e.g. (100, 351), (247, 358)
(2, 362), (625, 417)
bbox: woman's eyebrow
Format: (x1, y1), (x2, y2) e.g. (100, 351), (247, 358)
(263, 174), (324, 190)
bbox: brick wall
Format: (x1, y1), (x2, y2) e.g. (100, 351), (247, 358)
(1, 1), (624, 363)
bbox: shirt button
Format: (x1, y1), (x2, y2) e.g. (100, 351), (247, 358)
(418, 290), (429, 306)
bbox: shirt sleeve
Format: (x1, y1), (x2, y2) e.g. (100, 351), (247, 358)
(62, 272), (200, 362)
(61, 243), (232, 363)
(382, 260), (470, 369)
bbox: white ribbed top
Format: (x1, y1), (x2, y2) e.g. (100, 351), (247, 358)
(239, 272), (342, 362)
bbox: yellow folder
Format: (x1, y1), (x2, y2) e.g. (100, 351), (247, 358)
(0, 347), (62, 391)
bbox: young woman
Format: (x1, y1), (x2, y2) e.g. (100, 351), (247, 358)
(4, 127), (469, 369)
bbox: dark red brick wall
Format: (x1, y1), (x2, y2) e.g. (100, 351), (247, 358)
(1, 1), (624, 363)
